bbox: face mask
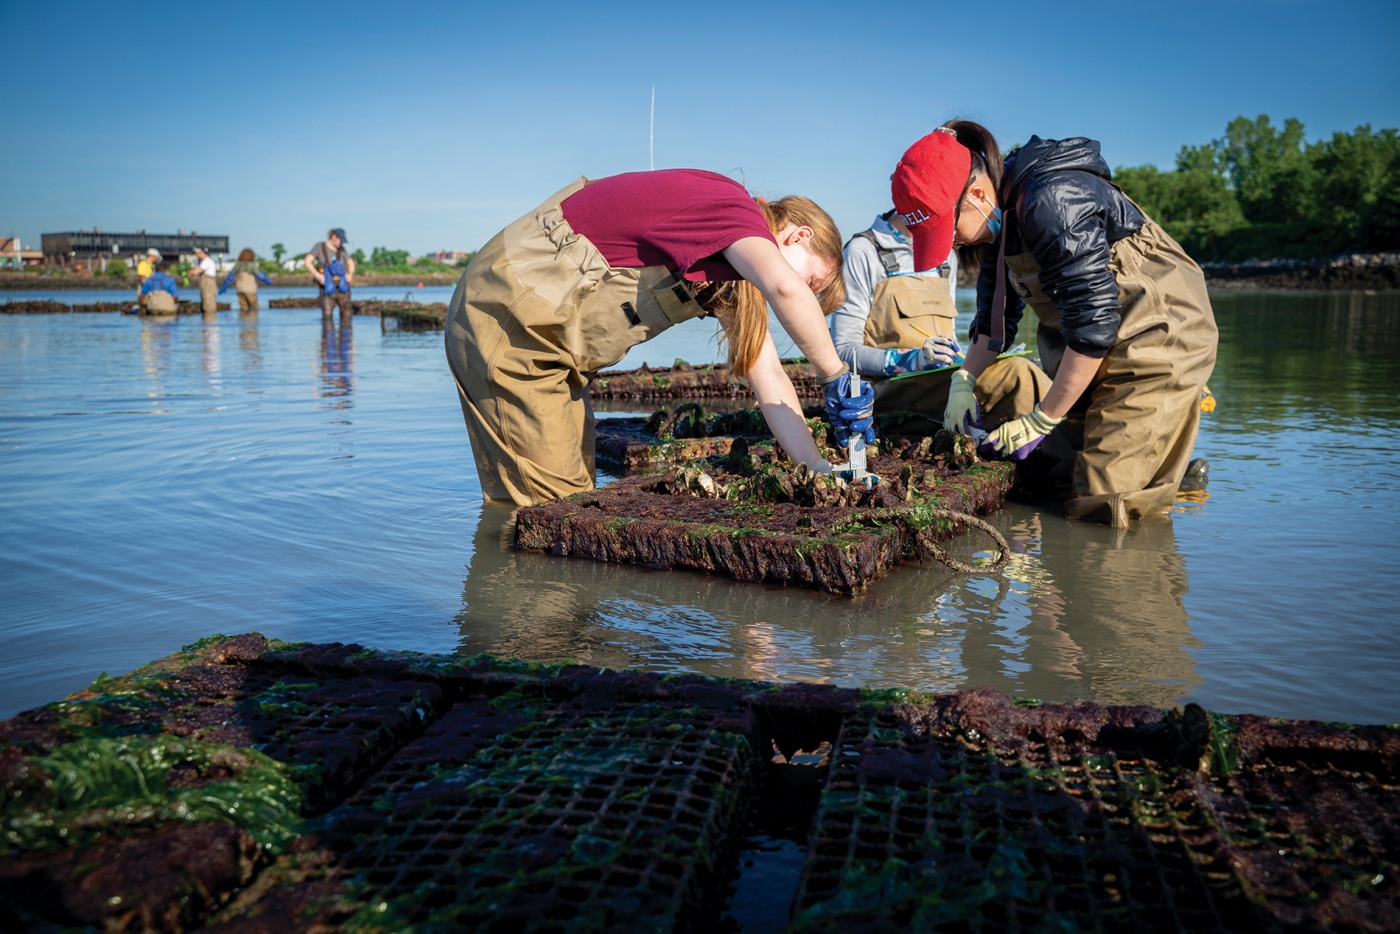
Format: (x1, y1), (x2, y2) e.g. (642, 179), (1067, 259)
(968, 197), (1003, 241)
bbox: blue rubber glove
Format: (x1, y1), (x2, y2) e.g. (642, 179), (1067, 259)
(943, 369), (980, 433)
(217, 285), (227, 295)
(822, 371), (876, 447)
(979, 404), (1064, 460)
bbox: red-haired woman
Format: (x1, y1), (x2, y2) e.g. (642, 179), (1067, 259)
(445, 169), (872, 506)
(891, 122), (1217, 527)
(219, 248), (273, 313)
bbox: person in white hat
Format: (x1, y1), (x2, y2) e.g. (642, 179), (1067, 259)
(135, 247), (162, 302)
(189, 245), (220, 315)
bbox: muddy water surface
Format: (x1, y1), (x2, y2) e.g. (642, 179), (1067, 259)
(2, 291), (1397, 724)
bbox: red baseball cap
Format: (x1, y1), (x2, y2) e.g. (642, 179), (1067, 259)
(891, 127), (971, 272)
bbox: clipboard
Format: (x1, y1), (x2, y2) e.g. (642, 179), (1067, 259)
(887, 349), (1034, 381)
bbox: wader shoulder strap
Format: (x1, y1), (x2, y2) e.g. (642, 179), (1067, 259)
(849, 230), (901, 276)
(989, 221), (1009, 354)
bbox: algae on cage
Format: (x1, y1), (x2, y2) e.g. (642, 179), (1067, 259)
(2, 734), (302, 853)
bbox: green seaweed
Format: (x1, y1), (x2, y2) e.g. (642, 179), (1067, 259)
(3, 735), (302, 852)
(1207, 712), (1240, 777)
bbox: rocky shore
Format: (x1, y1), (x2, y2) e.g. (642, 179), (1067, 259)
(1198, 251), (1400, 291)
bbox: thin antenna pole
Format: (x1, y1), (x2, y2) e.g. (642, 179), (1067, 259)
(649, 85), (655, 170)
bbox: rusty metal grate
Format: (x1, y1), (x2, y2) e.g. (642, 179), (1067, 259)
(2, 636), (1396, 932)
(313, 692), (755, 930)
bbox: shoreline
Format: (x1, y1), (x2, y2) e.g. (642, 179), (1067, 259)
(3, 254), (1398, 293)
(0, 272), (464, 291)
(1198, 251), (1400, 292)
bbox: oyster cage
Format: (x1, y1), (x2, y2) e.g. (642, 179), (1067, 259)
(591, 359), (824, 404)
(521, 429), (1014, 596)
(2, 634), (1396, 932)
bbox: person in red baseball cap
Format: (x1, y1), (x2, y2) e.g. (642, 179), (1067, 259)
(892, 119), (1218, 528)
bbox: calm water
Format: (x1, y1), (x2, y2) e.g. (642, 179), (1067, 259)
(2, 290), (1398, 724)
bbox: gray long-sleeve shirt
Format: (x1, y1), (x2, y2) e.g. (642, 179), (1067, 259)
(828, 214), (957, 377)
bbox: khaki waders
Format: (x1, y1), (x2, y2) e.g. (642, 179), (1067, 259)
(322, 287), (352, 321)
(235, 271), (259, 312)
(445, 178), (711, 506)
(143, 291), (178, 315)
(862, 273), (1050, 430)
(198, 272), (219, 314)
(1005, 218), (1217, 527)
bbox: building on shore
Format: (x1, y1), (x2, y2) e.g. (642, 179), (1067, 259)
(40, 229), (230, 271)
(1, 237), (43, 269)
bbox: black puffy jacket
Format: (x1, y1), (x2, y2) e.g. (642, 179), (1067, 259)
(971, 136), (1144, 359)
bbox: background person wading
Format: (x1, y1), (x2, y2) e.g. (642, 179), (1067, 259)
(138, 261), (180, 315)
(190, 245), (219, 315)
(444, 169), (875, 506)
(219, 248), (274, 312)
(305, 228), (355, 324)
(892, 121), (1218, 528)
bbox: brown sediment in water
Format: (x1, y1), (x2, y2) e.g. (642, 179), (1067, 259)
(0, 633), (1395, 932)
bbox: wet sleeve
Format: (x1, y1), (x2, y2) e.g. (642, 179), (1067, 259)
(1021, 174), (1121, 358)
(829, 238), (894, 377)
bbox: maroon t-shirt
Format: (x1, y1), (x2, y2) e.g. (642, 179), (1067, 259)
(560, 169), (775, 282)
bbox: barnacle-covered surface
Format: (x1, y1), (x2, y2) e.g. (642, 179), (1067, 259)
(524, 427), (1008, 595)
(1, 635), (1396, 932)
(591, 358), (824, 403)
(596, 403), (945, 473)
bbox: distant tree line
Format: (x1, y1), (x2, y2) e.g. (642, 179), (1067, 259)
(1115, 115), (1400, 262)
(259, 242), (469, 276)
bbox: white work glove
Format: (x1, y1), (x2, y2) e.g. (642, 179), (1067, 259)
(943, 369), (980, 433)
(918, 334), (962, 369)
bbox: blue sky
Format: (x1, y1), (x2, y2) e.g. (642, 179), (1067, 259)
(2, 0), (1397, 258)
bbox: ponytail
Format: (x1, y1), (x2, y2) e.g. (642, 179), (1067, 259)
(942, 119), (1005, 274)
(709, 194), (847, 377)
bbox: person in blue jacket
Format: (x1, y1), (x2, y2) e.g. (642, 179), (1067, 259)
(219, 248), (274, 313)
(138, 262), (181, 315)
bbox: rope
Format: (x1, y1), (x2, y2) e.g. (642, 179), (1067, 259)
(917, 508), (1011, 575)
(857, 504), (1011, 575)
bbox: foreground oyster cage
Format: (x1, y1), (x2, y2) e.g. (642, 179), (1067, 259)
(1, 634), (1396, 932)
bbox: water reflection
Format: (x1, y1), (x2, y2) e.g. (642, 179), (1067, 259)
(961, 509), (1200, 708)
(200, 317), (222, 386)
(139, 315), (176, 411)
(238, 311), (262, 369)
(452, 501), (1200, 707)
(317, 322), (354, 411)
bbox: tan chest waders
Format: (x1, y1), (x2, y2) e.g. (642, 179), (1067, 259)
(862, 272), (959, 349)
(445, 178), (712, 505)
(234, 271), (259, 312)
(198, 272), (218, 314)
(855, 252), (1049, 429)
(144, 291), (178, 315)
(998, 214), (1217, 527)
